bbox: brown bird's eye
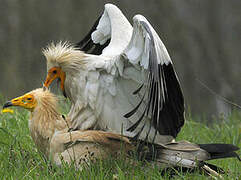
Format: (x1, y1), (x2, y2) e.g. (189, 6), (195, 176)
(53, 70), (57, 74)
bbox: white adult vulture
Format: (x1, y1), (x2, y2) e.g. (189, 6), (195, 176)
(43, 4), (184, 143)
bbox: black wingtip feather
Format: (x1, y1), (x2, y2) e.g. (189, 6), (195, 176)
(125, 21), (185, 141)
(125, 61), (185, 140)
(75, 14), (110, 55)
(155, 64), (184, 138)
(75, 15), (101, 49)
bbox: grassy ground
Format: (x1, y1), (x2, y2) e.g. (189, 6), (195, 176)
(0, 100), (240, 179)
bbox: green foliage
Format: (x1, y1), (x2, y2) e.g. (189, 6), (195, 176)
(0, 107), (240, 179)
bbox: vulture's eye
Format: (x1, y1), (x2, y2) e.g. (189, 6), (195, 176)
(53, 70), (57, 74)
(27, 98), (32, 100)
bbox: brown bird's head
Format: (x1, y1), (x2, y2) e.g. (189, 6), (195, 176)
(42, 42), (86, 97)
(3, 87), (57, 112)
(3, 87), (67, 157)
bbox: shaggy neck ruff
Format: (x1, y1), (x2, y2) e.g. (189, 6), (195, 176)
(28, 89), (68, 156)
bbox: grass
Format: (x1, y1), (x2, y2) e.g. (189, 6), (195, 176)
(0, 100), (240, 179)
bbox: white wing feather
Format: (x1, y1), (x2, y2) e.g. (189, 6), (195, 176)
(91, 4), (133, 56)
(91, 8), (111, 45)
(125, 15), (171, 68)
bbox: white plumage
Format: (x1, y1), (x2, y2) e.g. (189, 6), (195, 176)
(43, 4), (184, 144)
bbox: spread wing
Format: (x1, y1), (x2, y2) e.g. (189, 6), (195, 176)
(120, 15), (184, 140)
(75, 3), (132, 56)
(69, 8), (184, 143)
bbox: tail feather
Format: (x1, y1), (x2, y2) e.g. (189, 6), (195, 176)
(209, 151), (241, 161)
(129, 140), (240, 177)
(198, 144), (239, 153)
(198, 143), (240, 161)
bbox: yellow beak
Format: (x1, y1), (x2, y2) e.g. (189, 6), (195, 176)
(3, 94), (36, 111)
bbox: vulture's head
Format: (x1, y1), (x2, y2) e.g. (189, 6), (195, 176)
(3, 88), (57, 112)
(43, 42), (86, 97)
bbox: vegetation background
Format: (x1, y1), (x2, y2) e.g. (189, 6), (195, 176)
(0, 0), (241, 119)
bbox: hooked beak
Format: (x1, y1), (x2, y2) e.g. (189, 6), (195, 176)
(44, 73), (55, 88)
(44, 68), (66, 97)
(3, 101), (13, 109)
(3, 94), (36, 111)
(3, 96), (24, 109)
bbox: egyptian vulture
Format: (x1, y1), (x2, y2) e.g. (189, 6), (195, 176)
(3, 88), (240, 177)
(43, 3), (184, 143)
(3, 88), (133, 166)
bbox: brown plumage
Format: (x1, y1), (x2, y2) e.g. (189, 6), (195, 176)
(2, 88), (132, 167)
(3, 88), (240, 177)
